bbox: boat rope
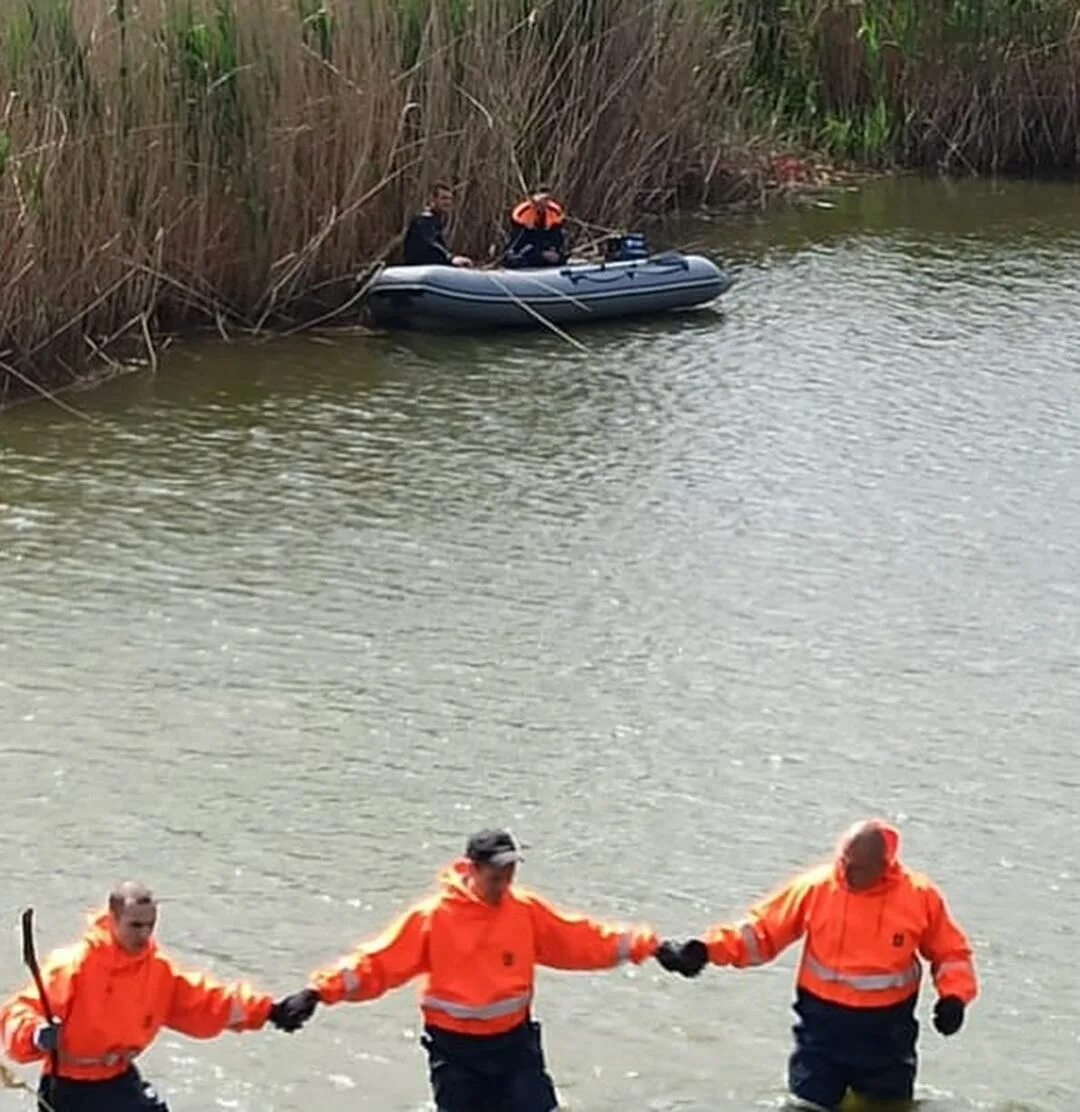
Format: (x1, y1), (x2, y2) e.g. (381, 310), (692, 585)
(484, 272), (589, 354)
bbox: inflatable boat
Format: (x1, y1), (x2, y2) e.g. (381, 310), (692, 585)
(365, 253), (733, 330)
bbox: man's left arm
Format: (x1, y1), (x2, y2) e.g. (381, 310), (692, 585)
(919, 883), (978, 1035)
(165, 961), (273, 1038)
(528, 893), (657, 971)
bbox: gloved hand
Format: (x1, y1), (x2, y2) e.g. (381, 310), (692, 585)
(933, 995), (965, 1036)
(655, 939), (709, 978)
(33, 1022), (61, 1052)
(269, 988), (320, 1033)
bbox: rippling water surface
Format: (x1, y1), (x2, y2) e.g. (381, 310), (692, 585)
(1, 177), (1077, 1110)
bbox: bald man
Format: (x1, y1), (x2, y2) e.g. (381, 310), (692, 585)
(1, 883), (305, 1112)
(655, 821), (978, 1111)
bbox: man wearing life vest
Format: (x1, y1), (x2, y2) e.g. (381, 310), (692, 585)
(272, 828), (658, 1111)
(0, 882), (308, 1111)
(656, 820), (978, 1111)
(503, 187), (569, 269)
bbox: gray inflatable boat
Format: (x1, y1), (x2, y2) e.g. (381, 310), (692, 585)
(365, 253), (732, 330)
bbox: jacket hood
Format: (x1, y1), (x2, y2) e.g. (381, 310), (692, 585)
(84, 910), (158, 969)
(833, 819), (903, 892)
(438, 858), (513, 910)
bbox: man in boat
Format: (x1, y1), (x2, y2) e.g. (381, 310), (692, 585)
(0, 882), (310, 1111)
(402, 182), (473, 268)
(272, 828), (658, 1111)
(503, 186), (569, 269)
(655, 819), (978, 1111)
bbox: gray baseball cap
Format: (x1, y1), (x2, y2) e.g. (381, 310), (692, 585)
(465, 828), (524, 867)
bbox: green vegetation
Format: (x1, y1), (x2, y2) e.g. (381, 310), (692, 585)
(747, 0), (1080, 168)
(1, 0), (1078, 397)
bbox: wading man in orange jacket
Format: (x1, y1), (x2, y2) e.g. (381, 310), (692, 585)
(1, 882), (310, 1112)
(656, 820), (978, 1111)
(272, 828), (658, 1111)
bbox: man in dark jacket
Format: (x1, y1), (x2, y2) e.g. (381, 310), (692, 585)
(503, 186), (568, 269)
(403, 183), (473, 267)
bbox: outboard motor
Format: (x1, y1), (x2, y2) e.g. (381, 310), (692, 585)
(604, 232), (650, 261)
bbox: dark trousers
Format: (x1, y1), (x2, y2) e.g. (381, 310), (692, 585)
(788, 989), (918, 1111)
(39, 1068), (169, 1112)
(422, 1020), (559, 1112)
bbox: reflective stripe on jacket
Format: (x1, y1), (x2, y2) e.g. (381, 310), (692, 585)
(704, 827), (978, 1009)
(0, 913), (273, 1081)
(311, 860), (657, 1035)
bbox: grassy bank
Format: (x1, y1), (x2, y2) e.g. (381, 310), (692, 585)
(2, 0), (1080, 400)
(747, 0), (1080, 170)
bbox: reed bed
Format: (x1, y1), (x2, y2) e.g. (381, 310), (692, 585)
(0, 0), (754, 395)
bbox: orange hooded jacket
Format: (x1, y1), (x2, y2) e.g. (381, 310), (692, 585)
(0, 913), (273, 1081)
(311, 860), (657, 1036)
(703, 823), (978, 1009)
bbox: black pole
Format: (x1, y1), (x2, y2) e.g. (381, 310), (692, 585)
(20, 909), (60, 1084)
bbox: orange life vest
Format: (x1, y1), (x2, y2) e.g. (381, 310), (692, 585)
(0, 913), (272, 1081)
(311, 860), (656, 1036)
(704, 824), (978, 1009)
(510, 199), (566, 230)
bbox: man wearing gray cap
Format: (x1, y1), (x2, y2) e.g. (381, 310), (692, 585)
(273, 828), (658, 1111)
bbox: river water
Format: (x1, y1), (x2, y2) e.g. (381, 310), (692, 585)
(1, 177), (1077, 1111)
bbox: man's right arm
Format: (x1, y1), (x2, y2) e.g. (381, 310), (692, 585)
(309, 905), (430, 1006)
(703, 874), (815, 967)
(0, 953), (77, 1063)
(659, 873), (816, 976)
(503, 224), (533, 266)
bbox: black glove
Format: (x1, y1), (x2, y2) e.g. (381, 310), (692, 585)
(33, 1022), (61, 1052)
(269, 988), (320, 1033)
(655, 939), (709, 978)
(655, 940), (682, 973)
(933, 995), (965, 1036)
